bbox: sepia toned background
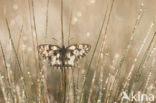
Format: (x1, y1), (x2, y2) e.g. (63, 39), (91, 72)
(0, 0), (156, 103)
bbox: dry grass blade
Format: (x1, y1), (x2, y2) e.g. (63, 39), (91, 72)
(87, 0), (116, 102)
(79, 2), (109, 102)
(114, 4), (144, 81)
(0, 41), (15, 103)
(27, 0), (39, 102)
(133, 32), (156, 83)
(117, 24), (154, 102)
(68, 11), (73, 46)
(44, 0), (50, 42)
(5, 18), (29, 103)
(17, 24), (23, 53)
(31, 0), (42, 102)
(106, 2), (144, 102)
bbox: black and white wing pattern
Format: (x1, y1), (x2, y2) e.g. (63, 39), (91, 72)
(38, 44), (62, 67)
(38, 44), (91, 69)
(65, 44), (91, 67)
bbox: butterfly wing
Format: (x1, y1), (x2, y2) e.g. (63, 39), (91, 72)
(38, 44), (91, 69)
(38, 44), (62, 67)
(65, 44), (91, 67)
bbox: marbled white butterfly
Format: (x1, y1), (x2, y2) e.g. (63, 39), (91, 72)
(38, 44), (91, 69)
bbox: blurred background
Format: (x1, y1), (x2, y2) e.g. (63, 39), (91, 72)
(0, 0), (156, 103)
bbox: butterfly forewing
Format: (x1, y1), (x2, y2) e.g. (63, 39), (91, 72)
(65, 44), (91, 66)
(38, 44), (62, 66)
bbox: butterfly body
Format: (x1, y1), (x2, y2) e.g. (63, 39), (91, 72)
(38, 44), (91, 69)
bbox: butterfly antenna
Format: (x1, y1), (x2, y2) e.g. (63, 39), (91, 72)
(61, 0), (64, 47)
(68, 10), (73, 46)
(51, 37), (61, 44)
(65, 37), (74, 45)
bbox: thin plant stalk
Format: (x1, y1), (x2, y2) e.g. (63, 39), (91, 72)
(117, 30), (155, 102)
(87, 0), (115, 102)
(42, 0), (50, 102)
(143, 48), (156, 93)
(61, 0), (64, 47)
(104, 2), (144, 101)
(79, 2), (109, 102)
(108, 2), (144, 101)
(66, 11), (73, 103)
(133, 32), (156, 85)
(0, 41), (15, 103)
(0, 73), (8, 103)
(27, 0), (39, 102)
(60, 0), (67, 103)
(17, 24), (23, 53)
(114, 2), (144, 81)
(56, 75), (62, 103)
(31, 0), (43, 102)
(44, 0), (50, 42)
(67, 11), (73, 46)
(123, 32), (156, 103)
(5, 18), (29, 103)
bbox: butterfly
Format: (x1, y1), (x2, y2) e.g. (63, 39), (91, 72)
(38, 44), (91, 69)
